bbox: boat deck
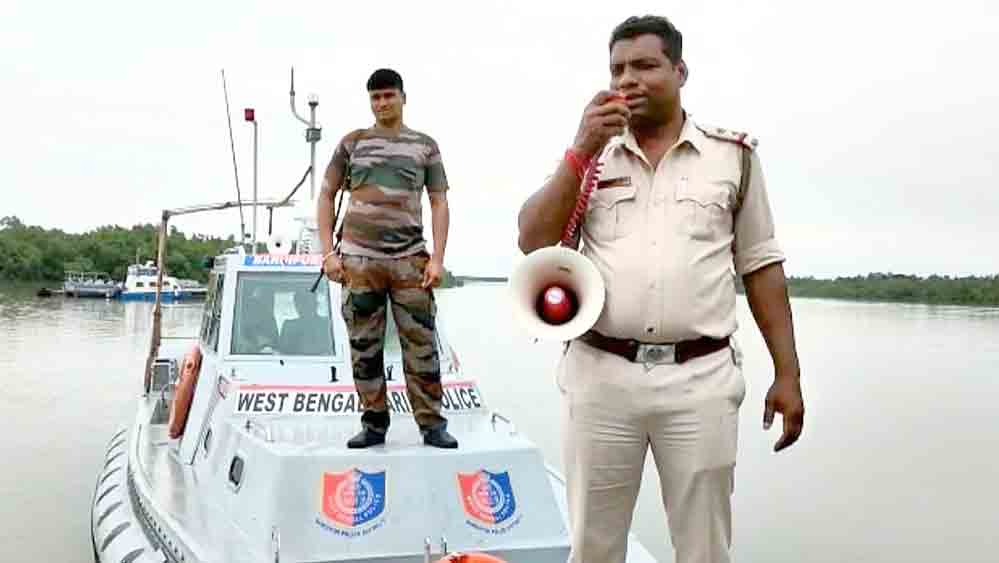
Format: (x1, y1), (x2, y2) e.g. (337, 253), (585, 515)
(129, 400), (656, 563)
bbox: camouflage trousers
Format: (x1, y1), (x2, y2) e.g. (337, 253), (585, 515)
(340, 252), (445, 433)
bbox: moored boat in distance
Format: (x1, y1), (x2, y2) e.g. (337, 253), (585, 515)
(118, 261), (207, 302)
(63, 270), (121, 299)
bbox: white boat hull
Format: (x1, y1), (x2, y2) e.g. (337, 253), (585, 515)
(92, 406), (658, 563)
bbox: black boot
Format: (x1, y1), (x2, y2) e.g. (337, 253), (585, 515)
(423, 427), (458, 449)
(347, 428), (386, 449)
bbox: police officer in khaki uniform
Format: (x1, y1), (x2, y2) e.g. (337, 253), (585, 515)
(517, 15), (805, 563)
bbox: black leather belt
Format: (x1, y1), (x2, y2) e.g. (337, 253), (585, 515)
(578, 329), (729, 364)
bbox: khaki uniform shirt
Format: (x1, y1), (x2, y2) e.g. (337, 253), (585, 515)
(581, 114), (784, 342)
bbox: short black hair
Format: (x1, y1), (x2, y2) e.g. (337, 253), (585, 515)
(366, 68), (404, 93)
(609, 15), (683, 65)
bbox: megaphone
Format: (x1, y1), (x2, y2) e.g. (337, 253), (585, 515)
(510, 134), (627, 342)
(509, 245), (605, 342)
(266, 232), (292, 255)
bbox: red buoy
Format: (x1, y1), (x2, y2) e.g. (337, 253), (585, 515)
(537, 285), (577, 325)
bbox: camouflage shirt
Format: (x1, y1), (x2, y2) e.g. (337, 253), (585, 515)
(331, 126), (448, 259)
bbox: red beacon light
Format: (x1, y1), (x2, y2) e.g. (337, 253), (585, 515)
(244, 108), (255, 122)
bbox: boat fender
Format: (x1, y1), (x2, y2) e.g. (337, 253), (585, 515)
(435, 554), (507, 563)
(168, 346), (203, 439)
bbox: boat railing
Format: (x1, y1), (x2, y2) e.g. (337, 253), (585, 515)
(142, 198), (294, 394)
(424, 536), (450, 563)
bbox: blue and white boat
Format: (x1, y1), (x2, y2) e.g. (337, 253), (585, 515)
(118, 261), (207, 302)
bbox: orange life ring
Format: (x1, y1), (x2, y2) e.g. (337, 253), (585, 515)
(168, 346), (202, 439)
(435, 554), (507, 563)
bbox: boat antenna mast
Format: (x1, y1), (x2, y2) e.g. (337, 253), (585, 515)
(289, 67), (322, 253)
(289, 67), (321, 201)
(221, 69), (248, 249)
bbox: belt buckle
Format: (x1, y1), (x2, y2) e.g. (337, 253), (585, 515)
(636, 343), (675, 369)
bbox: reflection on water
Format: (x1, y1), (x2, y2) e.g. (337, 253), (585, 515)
(1, 284), (997, 563)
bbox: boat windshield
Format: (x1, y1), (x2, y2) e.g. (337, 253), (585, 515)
(129, 267), (158, 277)
(231, 272), (336, 357)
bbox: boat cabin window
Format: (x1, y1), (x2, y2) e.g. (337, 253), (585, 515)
(135, 282), (144, 288)
(200, 273), (225, 352)
(231, 272), (335, 356)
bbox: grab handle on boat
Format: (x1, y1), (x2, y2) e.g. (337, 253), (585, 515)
(490, 412), (518, 435)
(424, 535), (450, 562)
(271, 526), (281, 563)
(159, 384), (170, 409)
(244, 419), (275, 442)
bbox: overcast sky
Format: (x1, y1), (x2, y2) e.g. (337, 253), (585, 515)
(2, 0), (996, 278)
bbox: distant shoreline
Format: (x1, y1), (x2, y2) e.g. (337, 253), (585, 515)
(2, 217), (996, 307)
(447, 274), (999, 308)
(453, 276), (508, 284)
(741, 274), (999, 307)
(4, 275), (998, 308)
(6, 277), (998, 309)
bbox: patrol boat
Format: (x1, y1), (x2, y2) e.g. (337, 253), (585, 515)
(90, 70), (656, 563)
(89, 237), (657, 563)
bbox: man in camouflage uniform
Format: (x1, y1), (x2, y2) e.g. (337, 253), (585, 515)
(317, 68), (457, 449)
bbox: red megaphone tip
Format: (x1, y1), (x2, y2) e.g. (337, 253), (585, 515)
(537, 285), (577, 325)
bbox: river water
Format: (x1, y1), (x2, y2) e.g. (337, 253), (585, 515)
(1, 283), (997, 562)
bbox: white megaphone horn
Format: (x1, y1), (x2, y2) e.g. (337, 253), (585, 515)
(509, 144), (616, 342)
(509, 245), (606, 342)
(266, 232), (292, 255)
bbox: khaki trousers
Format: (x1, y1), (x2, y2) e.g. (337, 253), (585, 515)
(557, 338), (746, 563)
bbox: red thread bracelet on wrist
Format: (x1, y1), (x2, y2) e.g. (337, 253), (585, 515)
(564, 148), (592, 181)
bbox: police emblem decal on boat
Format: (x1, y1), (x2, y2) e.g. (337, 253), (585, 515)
(457, 470), (522, 534)
(316, 469), (387, 537)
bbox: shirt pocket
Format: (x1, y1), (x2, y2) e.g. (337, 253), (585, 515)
(583, 184), (638, 242)
(346, 163), (370, 190)
(674, 176), (735, 241)
(395, 166), (424, 189)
